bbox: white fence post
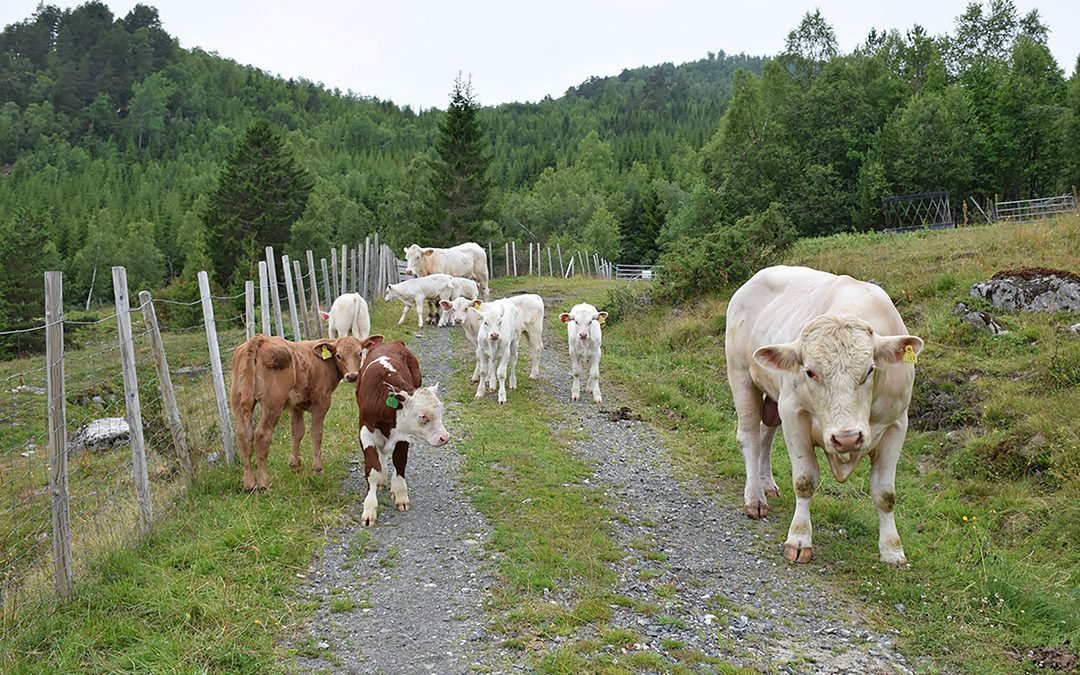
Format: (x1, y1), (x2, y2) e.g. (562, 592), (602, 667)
(330, 247), (339, 299)
(258, 261), (270, 336)
(556, 244), (564, 275)
(244, 280), (255, 340)
(198, 271), (235, 465)
(293, 259), (310, 340)
(307, 250), (324, 338)
(265, 247), (285, 337)
(112, 266), (153, 534)
(139, 290), (193, 488)
(282, 254), (301, 341)
(45, 270), (72, 599)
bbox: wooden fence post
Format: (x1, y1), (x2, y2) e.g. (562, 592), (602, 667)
(282, 254), (301, 340)
(139, 290), (193, 488)
(504, 242), (510, 277)
(112, 266), (153, 534)
(258, 261), (271, 335)
(593, 253), (600, 278)
(306, 250), (323, 338)
(487, 242), (493, 280)
(340, 244), (348, 297)
(293, 260), (311, 339)
(512, 241), (518, 276)
(198, 271), (235, 465)
(320, 258), (332, 309)
(265, 247), (285, 337)
(363, 237), (371, 300)
(528, 241), (533, 276)
(330, 247), (339, 299)
(244, 281), (255, 340)
(45, 270), (72, 599)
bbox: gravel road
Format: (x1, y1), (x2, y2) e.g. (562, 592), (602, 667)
(284, 295), (927, 673)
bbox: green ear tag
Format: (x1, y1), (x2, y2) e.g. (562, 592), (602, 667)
(902, 344), (918, 365)
(386, 395), (399, 409)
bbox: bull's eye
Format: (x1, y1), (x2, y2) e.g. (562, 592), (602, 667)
(861, 364), (875, 384)
(805, 368), (816, 380)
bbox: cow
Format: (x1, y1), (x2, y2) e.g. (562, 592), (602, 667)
(559, 303), (607, 404)
(384, 274), (454, 330)
(436, 276), (480, 327)
(356, 340), (450, 526)
(403, 242), (490, 300)
(724, 265), (923, 565)
(319, 293), (371, 340)
(473, 300), (522, 404)
(230, 334), (383, 491)
(442, 294), (544, 380)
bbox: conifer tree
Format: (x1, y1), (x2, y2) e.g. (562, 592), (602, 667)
(204, 118), (312, 285)
(424, 76), (492, 246)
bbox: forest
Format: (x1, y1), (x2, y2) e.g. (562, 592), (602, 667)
(0, 1), (1078, 333)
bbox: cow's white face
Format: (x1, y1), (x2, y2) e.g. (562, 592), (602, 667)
(402, 244), (431, 277)
(560, 304), (606, 341)
(441, 296), (475, 326)
(475, 303), (508, 343)
(388, 383), (450, 447)
(753, 315), (923, 481)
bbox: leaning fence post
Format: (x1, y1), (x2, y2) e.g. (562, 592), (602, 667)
(244, 281), (255, 340)
(112, 266), (153, 534)
(282, 254), (301, 341)
(307, 251), (323, 338)
(198, 271), (235, 465)
(556, 244), (564, 275)
(330, 247), (339, 299)
(320, 257), (332, 310)
(45, 270), (72, 599)
(265, 247), (285, 337)
(258, 261), (270, 335)
(293, 260), (311, 339)
(139, 290), (193, 488)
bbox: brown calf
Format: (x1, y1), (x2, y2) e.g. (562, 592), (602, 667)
(230, 334), (383, 490)
(356, 340), (449, 525)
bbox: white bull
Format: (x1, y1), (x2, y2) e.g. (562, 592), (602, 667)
(404, 242), (489, 300)
(725, 265), (923, 565)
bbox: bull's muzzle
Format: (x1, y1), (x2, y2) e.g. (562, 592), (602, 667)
(830, 429), (864, 453)
(432, 431), (450, 446)
(578, 333), (588, 340)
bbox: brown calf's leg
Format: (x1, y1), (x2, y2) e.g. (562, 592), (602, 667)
(391, 440), (410, 511)
(253, 399), (286, 490)
(309, 401), (330, 474)
(233, 403), (256, 491)
(288, 407), (305, 471)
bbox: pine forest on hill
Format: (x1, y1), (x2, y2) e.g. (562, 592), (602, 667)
(0, 1), (1079, 338)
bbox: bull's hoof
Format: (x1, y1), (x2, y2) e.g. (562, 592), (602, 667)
(764, 484), (781, 499)
(879, 550), (907, 565)
(288, 457), (301, 471)
(571, 393), (579, 402)
(783, 542), (813, 563)
(361, 511), (377, 527)
(744, 500), (769, 519)
(396, 501), (410, 512)
(242, 478), (257, 491)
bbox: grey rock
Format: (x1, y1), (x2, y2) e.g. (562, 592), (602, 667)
(67, 418), (129, 454)
(971, 270), (1080, 313)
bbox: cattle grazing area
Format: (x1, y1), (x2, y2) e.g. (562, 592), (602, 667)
(0, 218), (1078, 672)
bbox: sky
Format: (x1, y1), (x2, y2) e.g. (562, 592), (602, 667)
(2, 1), (1079, 111)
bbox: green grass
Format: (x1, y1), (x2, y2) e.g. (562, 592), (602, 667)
(593, 215), (1080, 672)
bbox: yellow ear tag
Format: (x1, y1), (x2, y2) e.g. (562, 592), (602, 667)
(321, 346), (332, 360)
(597, 315), (606, 325)
(472, 299), (482, 309)
(902, 344), (918, 365)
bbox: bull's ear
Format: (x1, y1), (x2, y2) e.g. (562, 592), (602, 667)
(403, 247), (408, 255)
(363, 334), (384, 349)
(559, 313), (571, 324)
(423, 249), (434, 257)
(875, 335), (924, 364)
(318, 311), (330, 321)
(753, 343), (801, 372)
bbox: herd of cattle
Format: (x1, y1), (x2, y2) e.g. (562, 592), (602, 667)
(228, 242), (924, 564)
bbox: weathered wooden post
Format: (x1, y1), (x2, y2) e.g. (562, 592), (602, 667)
(258, 261), (271, 335)
(282, 254), (301, 340)
(307, 250), (323, 338)
(244, 280), (255, 340)
(511, 241), (518, 276)
(487, 241), (493, 279)
(547, 247), (554, 276)
(112, 266), (153, 534)
(265, 246), (285, 337)
(139, 290), (193, 488)
(528, 241), (533, 275)
(363, 236), (371, 300)
(556, 244), (564, 275)
(293, 260), (311, 339)
(340, 244), (347, 297)
(330, 247), (339, 299)
(320, 257), (332, 310)
(593, 253), (601, 278)
(504, 242), (510, 277)
(198, 271), (235, 465)
(45, 271), (72, 599)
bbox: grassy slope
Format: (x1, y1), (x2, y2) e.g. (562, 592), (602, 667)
(593, 216), (1080, 672)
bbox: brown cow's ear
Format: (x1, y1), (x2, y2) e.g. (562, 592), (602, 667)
(312, 339), (336, 360)
(753, 343), (801, 372)
(364, 334), (385, 349)
(875, 335), (924, 364)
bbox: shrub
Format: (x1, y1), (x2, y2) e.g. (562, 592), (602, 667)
(655, 202), (796, 301)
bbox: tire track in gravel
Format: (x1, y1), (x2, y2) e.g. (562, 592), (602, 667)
(537, 291), (923, 674)
(284, 328), (514, 674)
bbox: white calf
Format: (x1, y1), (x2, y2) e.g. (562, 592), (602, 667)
(319, 293), (371, 340)
(437, 276), (480, 327)
(473, 301), (522, 404)
(443, 294), (544, 381)
(560, 303), (606, 404)
(384, 274), (453, 329)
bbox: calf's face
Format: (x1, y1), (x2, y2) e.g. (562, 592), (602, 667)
(316, 335), (384, 382)
(441, 297), (474, 326)
(753, 315), (922, 481)
(560, 306), (607, 341)
(386, 383), (450, 447)
(476, 303), (507, 342)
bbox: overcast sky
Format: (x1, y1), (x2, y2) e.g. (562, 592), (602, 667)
(3, 1), (1078, 110)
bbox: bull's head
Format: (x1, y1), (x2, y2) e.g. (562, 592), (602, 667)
(753, 315), (922, 482)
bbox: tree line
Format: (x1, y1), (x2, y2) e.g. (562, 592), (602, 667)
(0, 0), (1078, 338)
